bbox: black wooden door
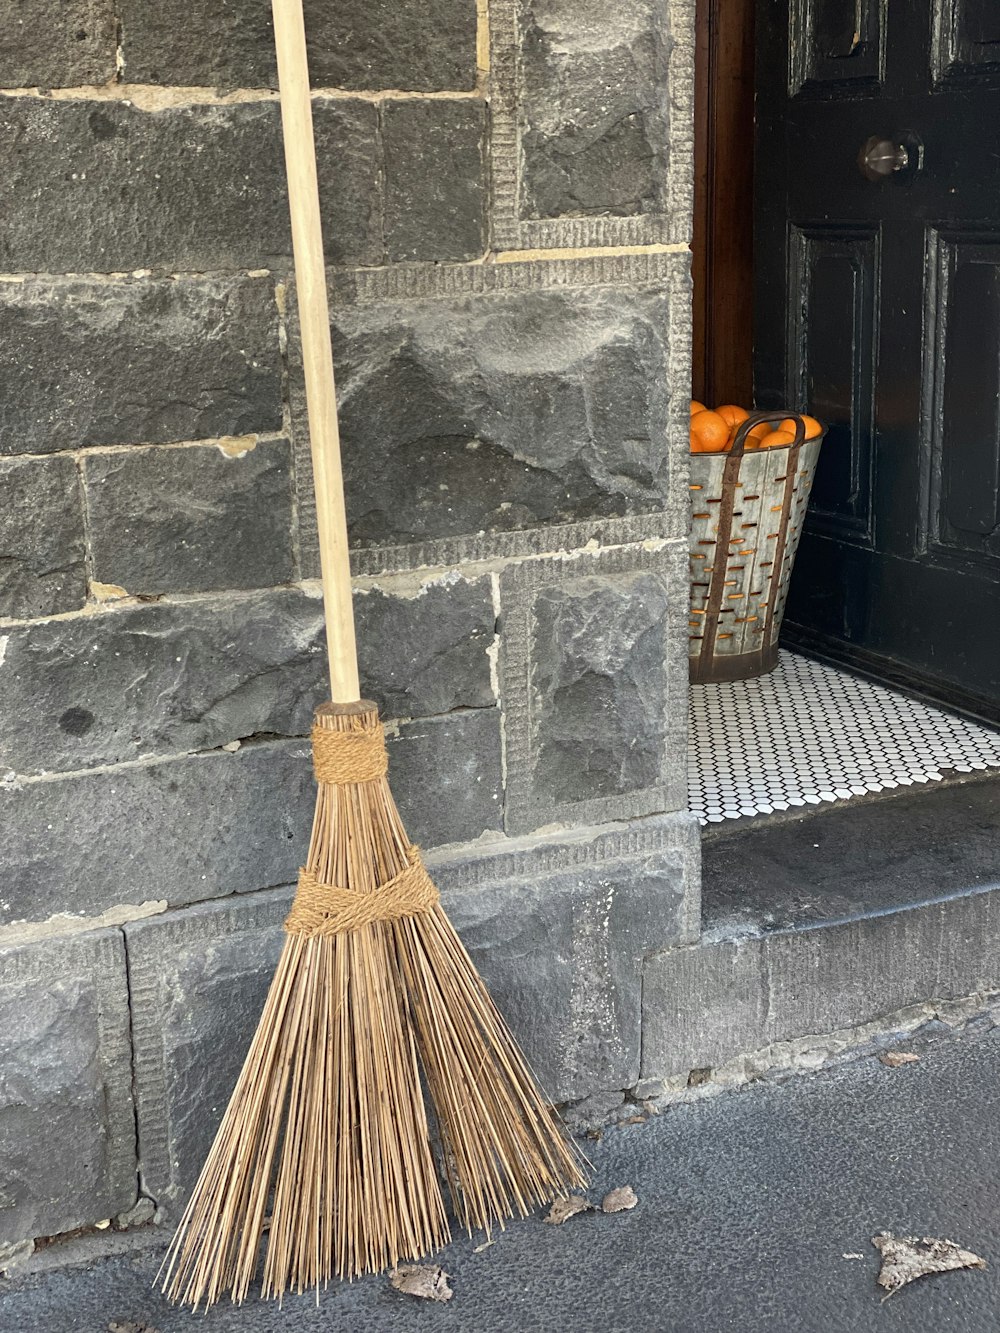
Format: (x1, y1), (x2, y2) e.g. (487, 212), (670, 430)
(755, 0), (1000, 720)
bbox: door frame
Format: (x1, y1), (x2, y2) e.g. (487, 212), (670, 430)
(692, 0), (756, 410)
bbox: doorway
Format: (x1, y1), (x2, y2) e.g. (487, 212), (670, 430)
(690, 0), (1000, 828)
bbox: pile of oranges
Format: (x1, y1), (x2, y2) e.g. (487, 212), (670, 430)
(689, 401), (823, 454)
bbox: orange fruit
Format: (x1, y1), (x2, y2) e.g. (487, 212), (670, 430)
(757, 429), (797, 450)
(690, 400), (708, 416)
(690, 409), (731, 453)
(777, 414), (823, 440)
(742, 422), (771, 449)
(716, 404), (750, 432)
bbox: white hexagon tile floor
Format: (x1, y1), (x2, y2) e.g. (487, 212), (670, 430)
(689, 650), (1000, 824)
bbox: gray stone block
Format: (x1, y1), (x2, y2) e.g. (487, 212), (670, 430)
(499, 541), (689, 835)
(355, 573), (496, 719)
(386, 710), (504, 847)
(519, 0), (669, 220)
(312, 100), (384, 266)
(119, 0), (478, 92)
(0, 589), (327, 776)
(84, 439), (295, 597)
(0, 277), (281, 457)
(292, 283), (677, 567)
(126, 810), (696, 1212)
(436, 814), (700, 1101)
(0, 0), (117, 88)
(0, 456), (86, 619)
(382, 99), (487, 263)
(0, 98), (379, 272)
(0, 930), (136, 1246)
(0, 740), (314, 925)
(641, 886), (1000, 1084)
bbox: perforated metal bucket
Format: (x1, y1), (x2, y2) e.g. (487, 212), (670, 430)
(688, 411), (825, 684)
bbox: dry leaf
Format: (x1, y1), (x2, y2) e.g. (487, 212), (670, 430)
(108, 1322), (159, 1333)
(389, 1265), (453, 1303)
(601, 1186), (638, 1214)
(872, 1233), (986, 1297)
(878, 1051), (920, 1068)
(543, 1195), (593, 1225)
(473, 1240), (495, 1254)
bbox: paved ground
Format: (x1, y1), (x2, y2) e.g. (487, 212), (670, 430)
(3, 1018), (999, 1333)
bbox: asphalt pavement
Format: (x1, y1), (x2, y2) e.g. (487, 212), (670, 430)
(3, 1016), (999, 1333)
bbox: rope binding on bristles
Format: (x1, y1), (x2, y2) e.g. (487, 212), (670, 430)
(285, 845), (439, 936)
(310, 723), (388, 784)
(283, 716), (440, 936)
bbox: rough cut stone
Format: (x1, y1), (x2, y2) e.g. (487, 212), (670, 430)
(437, 821), (697, 1100)
(84, 439), (295, 596)
(119, 0), (478, 92)
(0, 741), (314, 925)
(386, 710), (504, 846)
(292, 284), (673, 558)
(355, 574), (496, 719)
(0, 456), (86, 619)
(0, 589), (327, 776)
(500, 545), (688, 835)
(530, 569), (670, 804)
(126, 811), (695, 1211)
(0, 98), (379, 272)
(519, 0), (669, 218)
(313, 101), (384, 265)
(0, 930), (136, 1246)
(382, 100), (486, 262)
(0, 0), (117, 88)
(0, 277), (281, 456)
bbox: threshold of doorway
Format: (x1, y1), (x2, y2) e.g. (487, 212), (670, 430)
(700, 768), (1000, 938)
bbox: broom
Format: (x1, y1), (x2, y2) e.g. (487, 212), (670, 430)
(160, 0), (586, 1308)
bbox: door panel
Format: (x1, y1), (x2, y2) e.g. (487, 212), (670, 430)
(925, 232), (1000, 563)
(756, 0), (1000, 719)
(790, 0), (884, 93)
(787, 226), (878, 542)
(934, 0), (1000, 81)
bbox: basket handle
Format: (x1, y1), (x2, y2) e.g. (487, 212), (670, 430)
(730, 410), (807, 457)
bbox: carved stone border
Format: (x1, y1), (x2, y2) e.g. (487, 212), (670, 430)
(348, 510), (677, 578)
(487, 0), (695, 251)
(125, 891), (292, 1205)
(332, 247), (688, 306)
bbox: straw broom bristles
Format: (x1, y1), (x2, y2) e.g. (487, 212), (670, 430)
(160, 701), (587, 1308)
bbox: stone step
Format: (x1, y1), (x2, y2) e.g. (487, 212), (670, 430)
(640, 774), (1000, 1091)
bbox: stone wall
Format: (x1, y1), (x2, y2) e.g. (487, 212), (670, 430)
(0, 0), (697, 1246)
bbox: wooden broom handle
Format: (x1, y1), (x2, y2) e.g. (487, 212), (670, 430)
(272, 0), (360, 702)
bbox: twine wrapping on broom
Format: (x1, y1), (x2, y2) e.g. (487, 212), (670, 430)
(310, 723), (388, 783)
(285, 846), (439, 935)
(288, 724), (439, 934)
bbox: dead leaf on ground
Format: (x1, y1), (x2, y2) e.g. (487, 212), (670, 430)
(543, 1195), (593, 1225)
(108, 1322), (159, 1333)
(601, 1186), (638, 1214)
(872, 1232), (986, 1297)
(473, 1239), (495, 1254)
(878, 1051), (920, 1068)
(389, 1265), (453, 1303)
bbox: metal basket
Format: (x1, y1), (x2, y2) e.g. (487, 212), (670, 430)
(688, 410), (825, 684)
